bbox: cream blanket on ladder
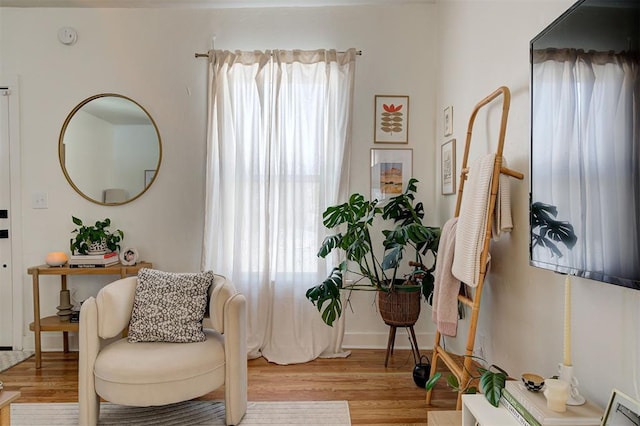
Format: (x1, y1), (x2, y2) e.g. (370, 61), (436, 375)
(451, 153), (512, 288)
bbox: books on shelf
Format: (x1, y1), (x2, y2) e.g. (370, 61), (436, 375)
(501, 395), (537, 426)
(502, 380), (603, 426)
(69, 252), (119, 266)
(502, 387), (541, 426)
(69, 261), (119, 268)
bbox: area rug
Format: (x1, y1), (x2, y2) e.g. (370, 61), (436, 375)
(0, 350), (34, 373)
(11, 400), (351, 425)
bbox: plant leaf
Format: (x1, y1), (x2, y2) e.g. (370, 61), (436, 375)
(479, 370), (506, 407)
(318, 234), (343, 258)
(424, 372), (442, 391)
(446, 374), (460, 390)
(305, 267), (343, 326)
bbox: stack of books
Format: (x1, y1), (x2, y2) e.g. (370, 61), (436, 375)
(69, 251), (119, 268)
(501, 380), (603, 426)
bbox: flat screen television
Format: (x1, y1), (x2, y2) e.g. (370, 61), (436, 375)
(529, 0), (640, 291)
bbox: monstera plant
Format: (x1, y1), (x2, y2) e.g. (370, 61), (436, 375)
(305, 178), (440, 327)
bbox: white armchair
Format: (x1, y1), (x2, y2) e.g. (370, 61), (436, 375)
(78, 274), (247, 425)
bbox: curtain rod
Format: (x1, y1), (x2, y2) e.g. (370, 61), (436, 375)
(195, 49), (362, 58)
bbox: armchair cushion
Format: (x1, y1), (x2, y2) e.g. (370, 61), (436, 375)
(128, 269), (215, 343)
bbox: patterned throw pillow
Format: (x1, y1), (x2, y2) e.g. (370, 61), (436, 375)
(128, 268), (215, 343)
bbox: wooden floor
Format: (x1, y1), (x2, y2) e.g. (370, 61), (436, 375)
(0, 349), (461, 425)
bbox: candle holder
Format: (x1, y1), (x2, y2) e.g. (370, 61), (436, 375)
(558, 363), (586, 405)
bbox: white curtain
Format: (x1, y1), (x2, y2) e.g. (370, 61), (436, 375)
(531, 49), (639, 280)
(202, 49), (356, 364)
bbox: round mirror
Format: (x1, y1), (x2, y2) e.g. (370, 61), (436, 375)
(59, 93), (162, 205)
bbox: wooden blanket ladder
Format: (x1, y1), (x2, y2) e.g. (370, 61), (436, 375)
(425, 86), (524, 410)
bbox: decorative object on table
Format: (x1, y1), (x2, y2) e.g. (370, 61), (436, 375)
(441, 139), (456, 195)
(374, 95), (409, 144)
(56, 289), (73, 321)
(68, 251), (119, 268)
(306, 178), (440, 328)
(69, 216), (124, 255)
(120, 247), (139, 266)
(543, 378), (570, 413)
(602, 388), (640, 426)
(444, 105), (453, 136)
(559, 275), (586, 406)
(370, 148), (413, 202)
(45, 252), (68, 267)
(521, 373), (545, 392)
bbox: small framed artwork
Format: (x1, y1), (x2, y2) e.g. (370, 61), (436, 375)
(441, 139), (456, 195)
(444, 105), (453, 137)
(120, 247), (139, 266)
(370, 148), (413, 201)
(144, 169), (156, 187)
(374, 95), (409, 144)
(602, 389), (640, 426)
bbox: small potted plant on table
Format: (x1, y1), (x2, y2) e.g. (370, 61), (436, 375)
(69, 216), (124, 255)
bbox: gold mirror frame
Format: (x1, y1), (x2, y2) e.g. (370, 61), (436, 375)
(58, 93), (162, 206)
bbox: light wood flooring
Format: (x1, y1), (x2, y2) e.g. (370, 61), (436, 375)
(0, 349), (462, 425)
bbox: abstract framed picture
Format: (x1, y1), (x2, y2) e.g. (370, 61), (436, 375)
(602, 389), (640, 426)
(444, 105), (453, 137)
(374, 95), (409, 144)
(441, 139), (456, 195)
(370, 148), (413, 201)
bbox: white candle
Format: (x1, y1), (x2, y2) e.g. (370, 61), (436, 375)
(563, 275), (572, 366)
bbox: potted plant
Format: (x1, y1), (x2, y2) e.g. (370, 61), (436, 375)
(69, 216), (124, 255)
(305, 178), (440, 327)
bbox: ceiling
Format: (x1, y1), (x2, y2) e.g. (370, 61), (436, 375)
(0, 0), (434, 7)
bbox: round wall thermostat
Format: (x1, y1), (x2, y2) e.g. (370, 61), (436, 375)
(57, 27), (78, 45)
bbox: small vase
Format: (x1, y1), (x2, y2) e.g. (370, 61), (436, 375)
(56, 289), (73, 321)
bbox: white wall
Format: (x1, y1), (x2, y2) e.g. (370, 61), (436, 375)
(434, 0), (640, 410)
(0, 4), (439, 352)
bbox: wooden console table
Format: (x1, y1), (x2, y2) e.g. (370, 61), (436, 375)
(27, 262), (152, 368)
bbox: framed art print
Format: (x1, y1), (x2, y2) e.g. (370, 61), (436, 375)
(441, 139), (456, 195)
(374, 95), (409, 144)
(444, 105), (453, 137)
(602, 389), (640, 426)
(370, 148), (412, 201)
(120, 247), (139, 266)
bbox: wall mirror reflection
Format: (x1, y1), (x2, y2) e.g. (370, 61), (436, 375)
(59, 93), (162, 206)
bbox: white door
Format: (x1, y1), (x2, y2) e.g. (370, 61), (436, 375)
(0, 86), (13, 348)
